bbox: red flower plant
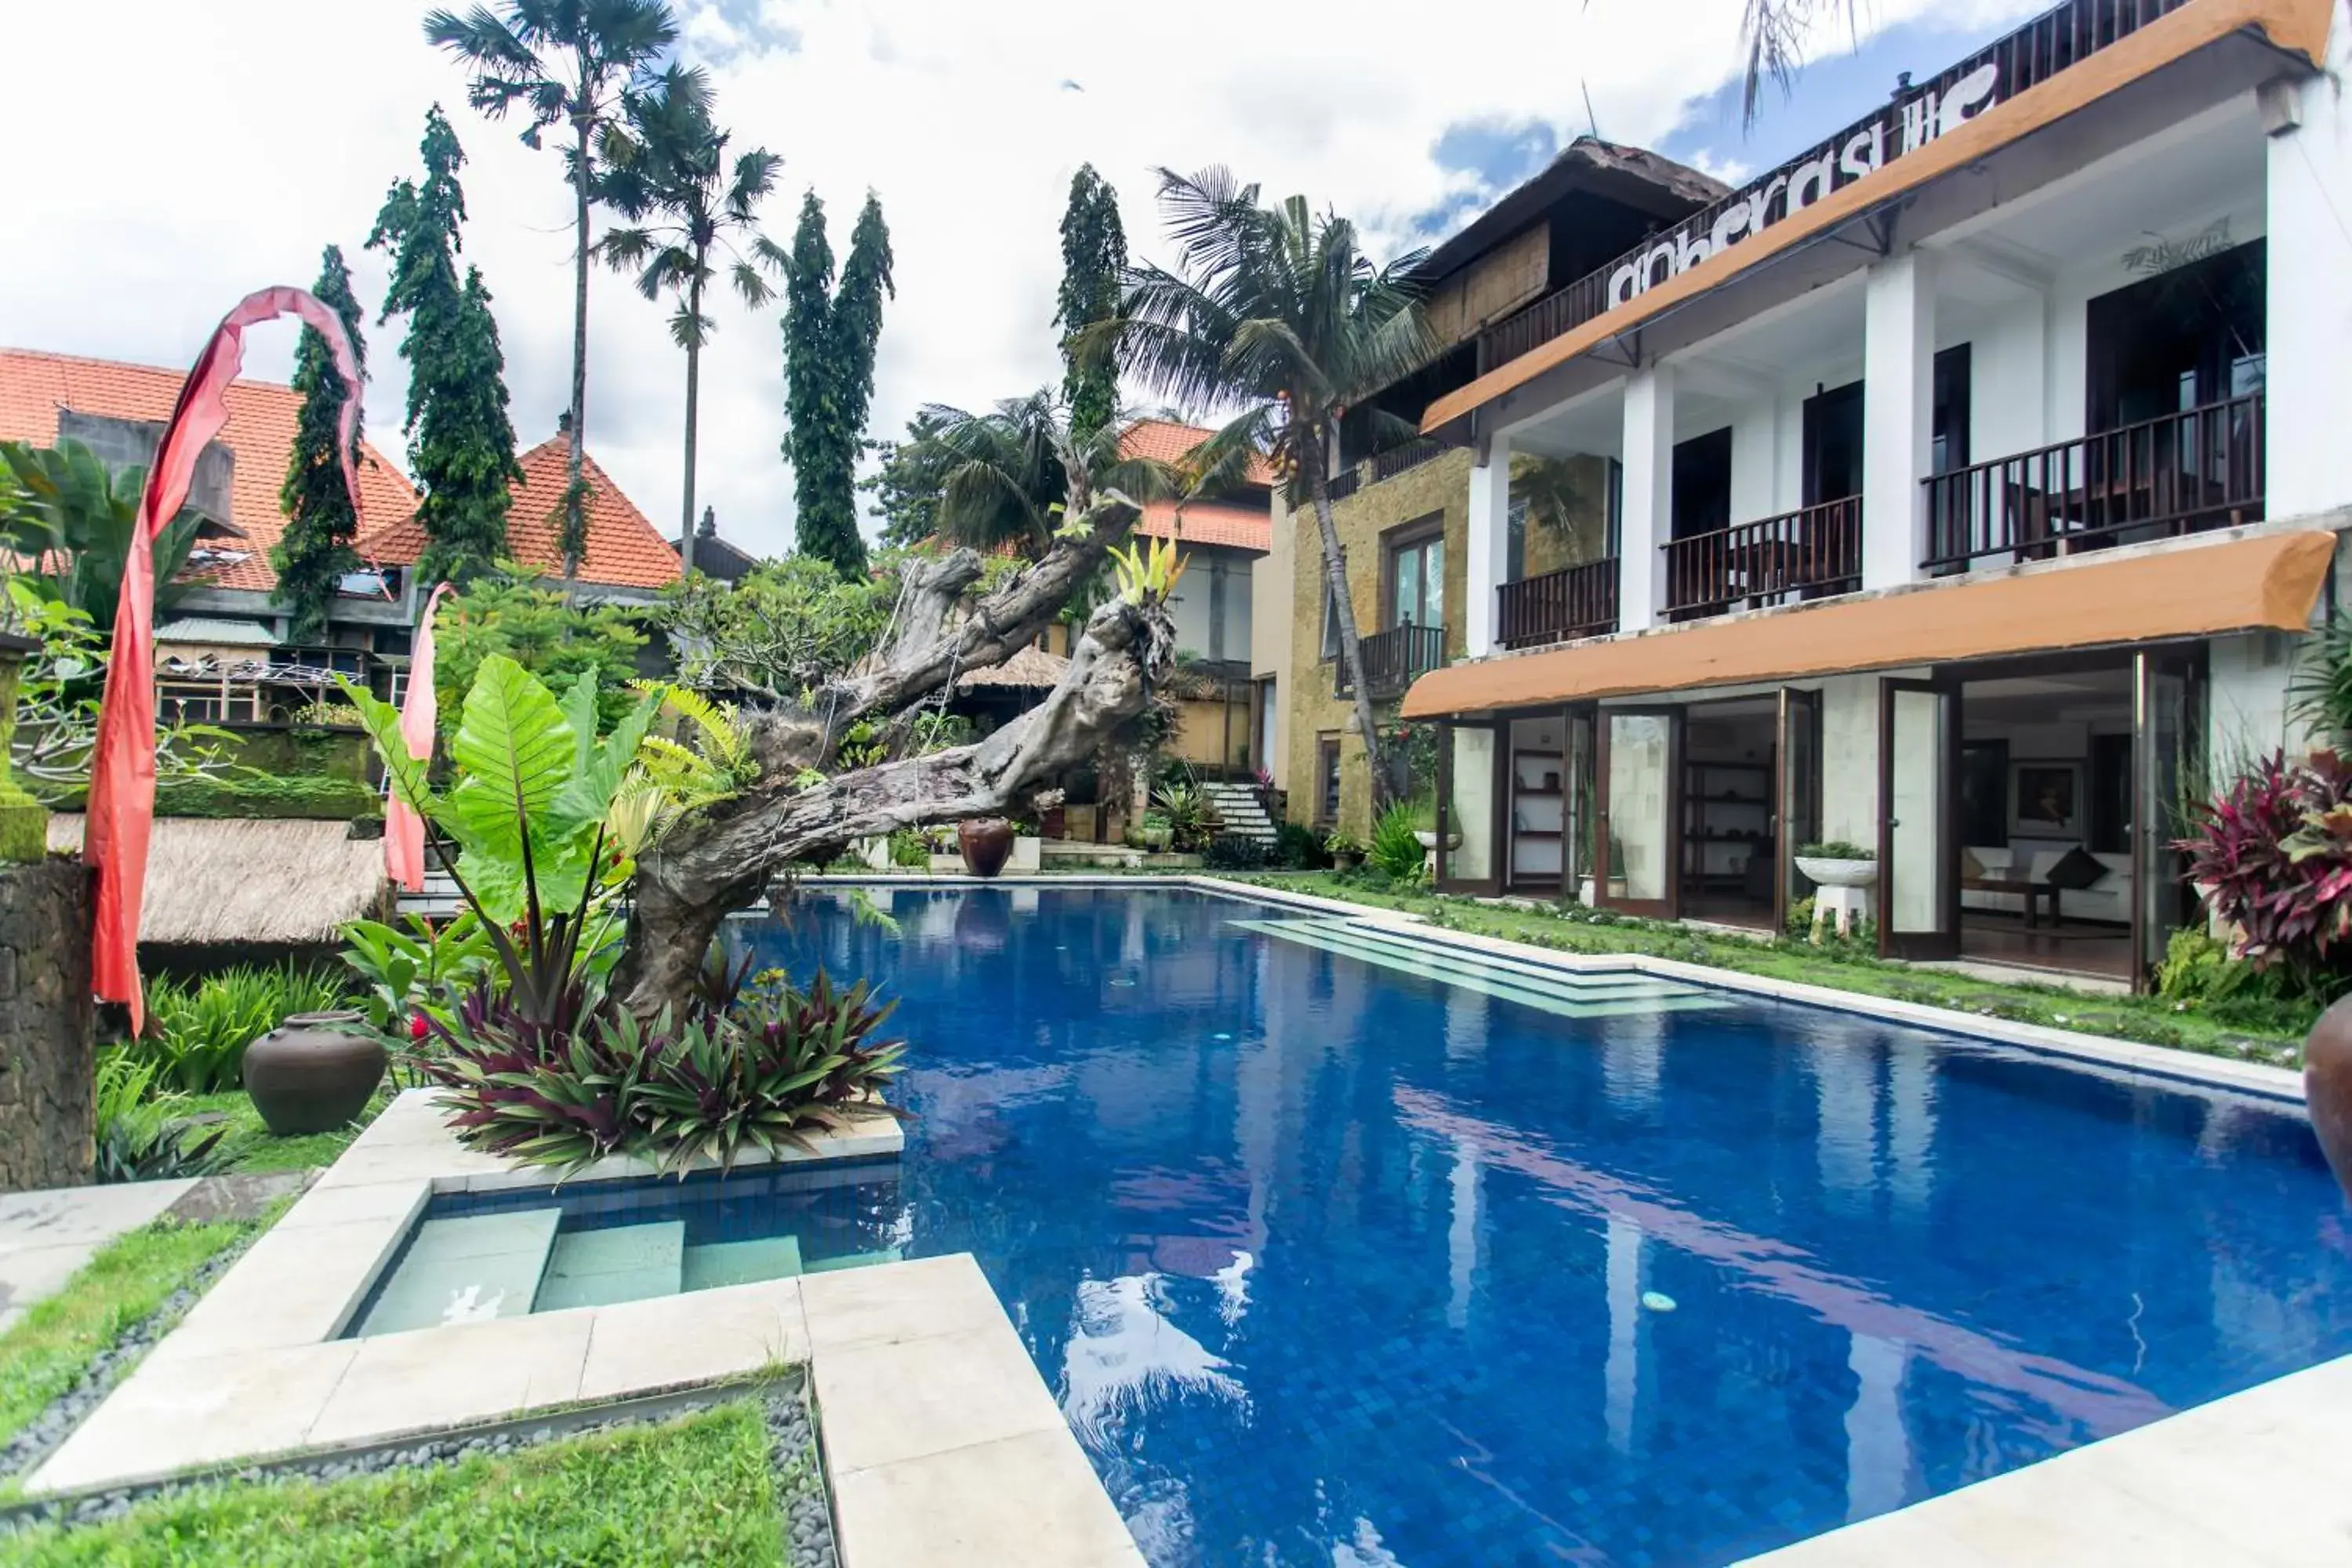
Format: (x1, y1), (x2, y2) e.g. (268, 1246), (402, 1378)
(2178, 750), (2352, 995)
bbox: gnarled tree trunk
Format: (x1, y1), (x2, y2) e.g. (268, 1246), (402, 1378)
(615, 583), (1171, 1015)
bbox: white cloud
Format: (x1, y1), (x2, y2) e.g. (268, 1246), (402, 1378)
(0, 0), (2034, 560)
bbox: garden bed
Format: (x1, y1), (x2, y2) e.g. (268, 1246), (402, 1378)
(0, 1380), (829, 1566)
(0, 1214), (273, 1494)
(1226, 873), (2317, 1065)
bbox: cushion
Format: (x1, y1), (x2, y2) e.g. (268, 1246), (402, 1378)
(2042, 845), (2107, 891)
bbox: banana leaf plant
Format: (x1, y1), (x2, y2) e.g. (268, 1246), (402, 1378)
(340, 654), (661, 1025)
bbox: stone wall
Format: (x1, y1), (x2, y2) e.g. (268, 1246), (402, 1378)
(0, 858), (95, 1193)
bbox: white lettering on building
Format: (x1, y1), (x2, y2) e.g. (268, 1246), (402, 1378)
(1606, 63), (2001, 309)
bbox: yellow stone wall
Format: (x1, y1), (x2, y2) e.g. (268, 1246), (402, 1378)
(1274, 448), (1615, 837)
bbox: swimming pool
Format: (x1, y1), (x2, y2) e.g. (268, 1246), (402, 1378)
(742, 884), (2348, 1566)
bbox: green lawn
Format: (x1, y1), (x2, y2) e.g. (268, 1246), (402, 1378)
(1228, 872), (2316, 1064)
(0, 1219), (254, 1461)
(1, 1398), (789, 1566)
(182, 1091), (390, 1174)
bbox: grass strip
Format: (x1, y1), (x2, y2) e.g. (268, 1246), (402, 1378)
(0, 1398), (789, 1567)
(1228, 872), (2314, 1064)
(181, 1092), (389, 1175)
(0, 1218), (251, 1459)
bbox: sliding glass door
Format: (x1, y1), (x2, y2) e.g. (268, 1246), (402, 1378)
(1774, 687), (1822, 935)
(1878, 679), (1959, 960)
(2133, 651), (2202, 989)
(1597, 707), (1682, 920)
(1436, 720), (1501, 896)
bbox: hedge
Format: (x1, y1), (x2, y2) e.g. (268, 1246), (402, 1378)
(40, 775), (381, 821)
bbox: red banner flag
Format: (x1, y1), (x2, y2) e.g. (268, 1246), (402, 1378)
(86, 286), (365, 1030)
(385, 581), (453, 893)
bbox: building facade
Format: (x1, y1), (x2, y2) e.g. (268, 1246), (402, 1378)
(1305, 0), (2351, 989)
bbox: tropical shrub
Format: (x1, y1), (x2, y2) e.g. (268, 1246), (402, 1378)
(340, 911), (500, 1049)
(340, 654), (662, 1029)
(93, 1051), (236, 1182)
(140, 962), (349, 1093)
(1150, 782), (1219, 851)
(1796, 840), (1874, 860)
(433, 571), (649, 730)
(1200, 833), (1269, 871)
(38, 774), (382, 820)
(423, 956), (908, 1175)
(1272, 820), (1330, 870)
(2177, 750), (2352, 1001)
(1368, 801), (1426, 881)
(887, 828), (929, 867)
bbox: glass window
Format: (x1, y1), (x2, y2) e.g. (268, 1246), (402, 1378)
(1605, 713), (1671, 902)
(1388, 531), (1443, 629)
(1316, 735), (1341, 826)
(1506, 496), (1528, 583)
(1319, 583), (1342, 661)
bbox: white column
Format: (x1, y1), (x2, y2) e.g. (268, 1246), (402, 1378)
(1729, 397), (1780, 524)
(1620, 365), (1675, 632)
(1463, 435), (1513, 657)
(1446, 1138), (1481, 1332)
(1861, 252), (1936, 590)
(2266, 66), (2352, 521)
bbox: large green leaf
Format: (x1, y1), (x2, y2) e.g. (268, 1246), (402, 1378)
(550, 680), (663, 834)
(448, 654), (575, 828)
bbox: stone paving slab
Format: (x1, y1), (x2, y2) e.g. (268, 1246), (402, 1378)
(0, 1179), (198, 1336)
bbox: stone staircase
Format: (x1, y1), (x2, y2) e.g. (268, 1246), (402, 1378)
(1198, 781), (1277, 844)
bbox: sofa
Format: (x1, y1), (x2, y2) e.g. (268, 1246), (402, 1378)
(1962, 845), (2132, 925)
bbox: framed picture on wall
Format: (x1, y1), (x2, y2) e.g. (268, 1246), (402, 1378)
(2009, 760), (2085, 838)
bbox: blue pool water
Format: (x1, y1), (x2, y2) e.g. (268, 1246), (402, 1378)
(733, 886), (2352, 1567)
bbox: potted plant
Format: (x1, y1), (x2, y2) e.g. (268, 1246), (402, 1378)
(1139, 811), (1174, 852)
(1324, 829), (1365, 873)
(1410, 800), (1461, 854)
(1794, 840), (1879, 887)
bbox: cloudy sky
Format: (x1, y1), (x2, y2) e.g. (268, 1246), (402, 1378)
(3, 0), (2043, 560)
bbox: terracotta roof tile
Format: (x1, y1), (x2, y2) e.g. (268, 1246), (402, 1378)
(1118, 417), (1276, 487)
(1134, 499), (1269, 554)
(358, 437), (681, 590)
(0, 346), (419, 593)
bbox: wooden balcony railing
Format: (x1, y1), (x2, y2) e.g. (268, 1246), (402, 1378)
(1327, 434), (1468, 503)
(1473, 0), (2190, 378)
(1497, 559), (1619, 649)
(1922, 393), (2264, 572)
(1662, 497), (1862, 617)
(1335, 622), (1447, 701)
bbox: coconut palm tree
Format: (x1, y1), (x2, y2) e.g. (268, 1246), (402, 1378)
(1091, 168), (1436, 804)
(923, 390), (1178, 557)
(595, 64), (788, 575)
(423, 0), (678, 579)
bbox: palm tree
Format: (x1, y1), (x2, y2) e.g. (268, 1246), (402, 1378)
(1093, 168), (1436, 805)
(923, 390), (1176, 557)
(1735, 0), (1855, 126)
(595, 64), (788, 576)
(424, 0), (678, 579)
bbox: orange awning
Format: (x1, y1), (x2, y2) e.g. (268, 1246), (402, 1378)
(1401, 530), (2338, 718)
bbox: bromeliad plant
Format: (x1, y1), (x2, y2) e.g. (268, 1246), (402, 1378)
(423, 952), (908, 1175)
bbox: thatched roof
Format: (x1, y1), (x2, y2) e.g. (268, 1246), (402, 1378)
(956, 644), (1070, 691)
(45, 815), (390, 945)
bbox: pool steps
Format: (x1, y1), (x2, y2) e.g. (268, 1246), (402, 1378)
(1231, 916), (1730, 1019)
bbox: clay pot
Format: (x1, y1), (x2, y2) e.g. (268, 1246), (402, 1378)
(2306, 994), (2352, 1203)
(959, 817), (1014, 878)
(242, 1011), (385, 1136)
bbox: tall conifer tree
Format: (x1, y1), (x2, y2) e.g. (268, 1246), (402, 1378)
(781, 191), (892, 577)
(369, 106), (521, 589)
(271, 245), (369, 641)
(1054, 165), (1127, 441)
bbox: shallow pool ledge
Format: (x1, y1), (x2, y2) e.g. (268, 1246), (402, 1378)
(1736, 1352), (2352, 1566)
(27, 1093), (1141, 1567)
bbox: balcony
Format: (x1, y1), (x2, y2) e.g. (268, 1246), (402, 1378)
(1335, 622), (1447, 700)
(1497, 560), (1620, 649)
(1922, 393), (2263, 572)
(1327, 434), (1468, 503)
(1473, 0), (2194, 379)
(1662, 497), (1862, 619)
